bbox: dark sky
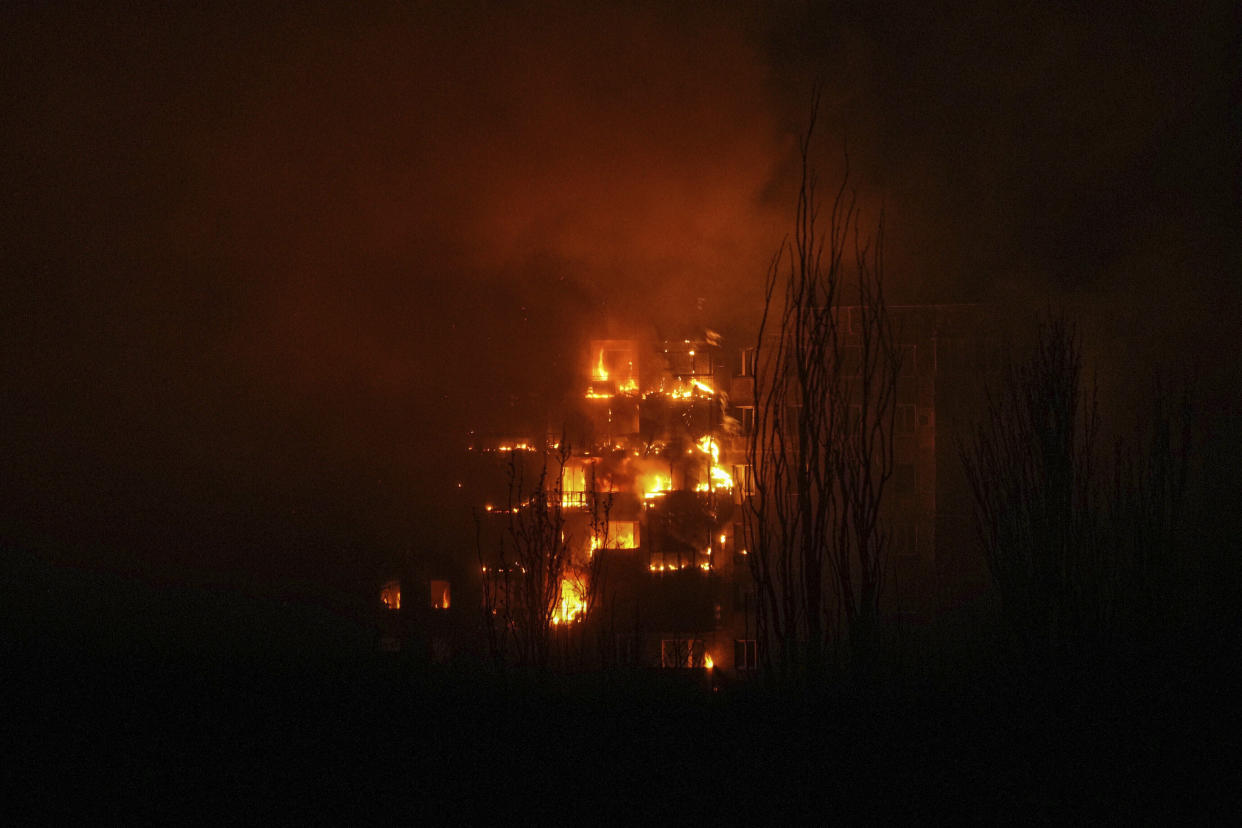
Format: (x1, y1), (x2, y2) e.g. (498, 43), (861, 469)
(3, 1), (1238, 593)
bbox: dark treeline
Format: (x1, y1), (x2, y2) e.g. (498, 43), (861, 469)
(6, 571), (1234, 822)
(5, 357), (1238, 820)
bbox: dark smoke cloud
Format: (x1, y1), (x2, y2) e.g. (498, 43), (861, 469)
(3, 0), (1236, 589)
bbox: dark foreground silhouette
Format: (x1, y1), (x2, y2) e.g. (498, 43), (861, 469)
(5, 558), (1236, 822)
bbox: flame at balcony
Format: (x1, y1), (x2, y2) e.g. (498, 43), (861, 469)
(586, 342), (639, 398)
(551, 575), (587, 624)
(594, 348), (609, 382)
(693, 435), (734, 491)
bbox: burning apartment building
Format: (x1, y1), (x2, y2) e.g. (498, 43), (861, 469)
(382, 306), (1008, 672)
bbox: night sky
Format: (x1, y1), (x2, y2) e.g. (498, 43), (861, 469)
(3, 1), (1238, 597)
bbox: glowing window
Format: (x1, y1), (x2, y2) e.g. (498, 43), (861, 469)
(738, 406), (755, 435)
(734, 639), (758, 670)
(738, 347), (756, 377)
(560, 463), (589, 507)
(605, 521), (638, 549)
(732, 464), (754, 500)
(660, 638), (706, 668)
(430, 580), (451, 610)
(380, 580), (401, 610)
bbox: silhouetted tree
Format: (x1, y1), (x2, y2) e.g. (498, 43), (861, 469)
(959, 318), (1100, 659)
(744, 96), (901, 681)
(477, 440), (609, 670)
(959, 317), (1191, 660)
(1106, 387), (1191, 638)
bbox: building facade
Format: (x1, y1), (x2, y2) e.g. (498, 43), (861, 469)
(382, 305), (1010, 672)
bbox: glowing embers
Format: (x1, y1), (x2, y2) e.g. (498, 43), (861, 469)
(645, 378), (715, 401)
(648, 549), (713, 573)
(380, 580), (401, 610)
(481, 440), (537, 453)
(551, 575), (588, 625)
(495, 442), (534, 452)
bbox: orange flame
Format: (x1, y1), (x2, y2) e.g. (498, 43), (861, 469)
(641, 473), (672, 499)
(551, 576), (587, 624)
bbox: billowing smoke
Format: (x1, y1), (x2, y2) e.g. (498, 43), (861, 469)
(3, 0), (1235, 590)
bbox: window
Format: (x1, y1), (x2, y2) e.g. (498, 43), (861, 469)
(615, 634), (638, 667)
(734, 639), (758, 671)
(649, 549), (701, 572)
(430, 579), (451, 610)
(560, 462), (589, 507)
(587, 378), (616, 397)
(730, 376), (755, 406)
(661, 638), (706, 668)
(901, 345), (917, 377)
(897, 404), (916, 434)
(738, 346), (756, 377)
(601, 521), (638, 550)
(732, 464), (754, 501)
(732, 583), (752, 612)
(738, 406), (755, 436)
(894, 464), (915, 497)
(380, 580), (401, 610)
(732, 522), (749, 567)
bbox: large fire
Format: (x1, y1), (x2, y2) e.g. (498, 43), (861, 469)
(479, 337), (738, 644)
(641, 472), (673, 499)
(650, 377), (714, 400)
(590, 521), (638, 554)
(586, 343), (643, 398)
(551, 575), (587, 625)
(693, 435), (734, 491)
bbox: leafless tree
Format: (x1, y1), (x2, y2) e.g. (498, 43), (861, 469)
(1106, 386), (1191, 637)
(958, 317), (1191, 660)
(959, 318), (1101, 659)
(744, 96), (902, 680)
(477, 439), (609, 670)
